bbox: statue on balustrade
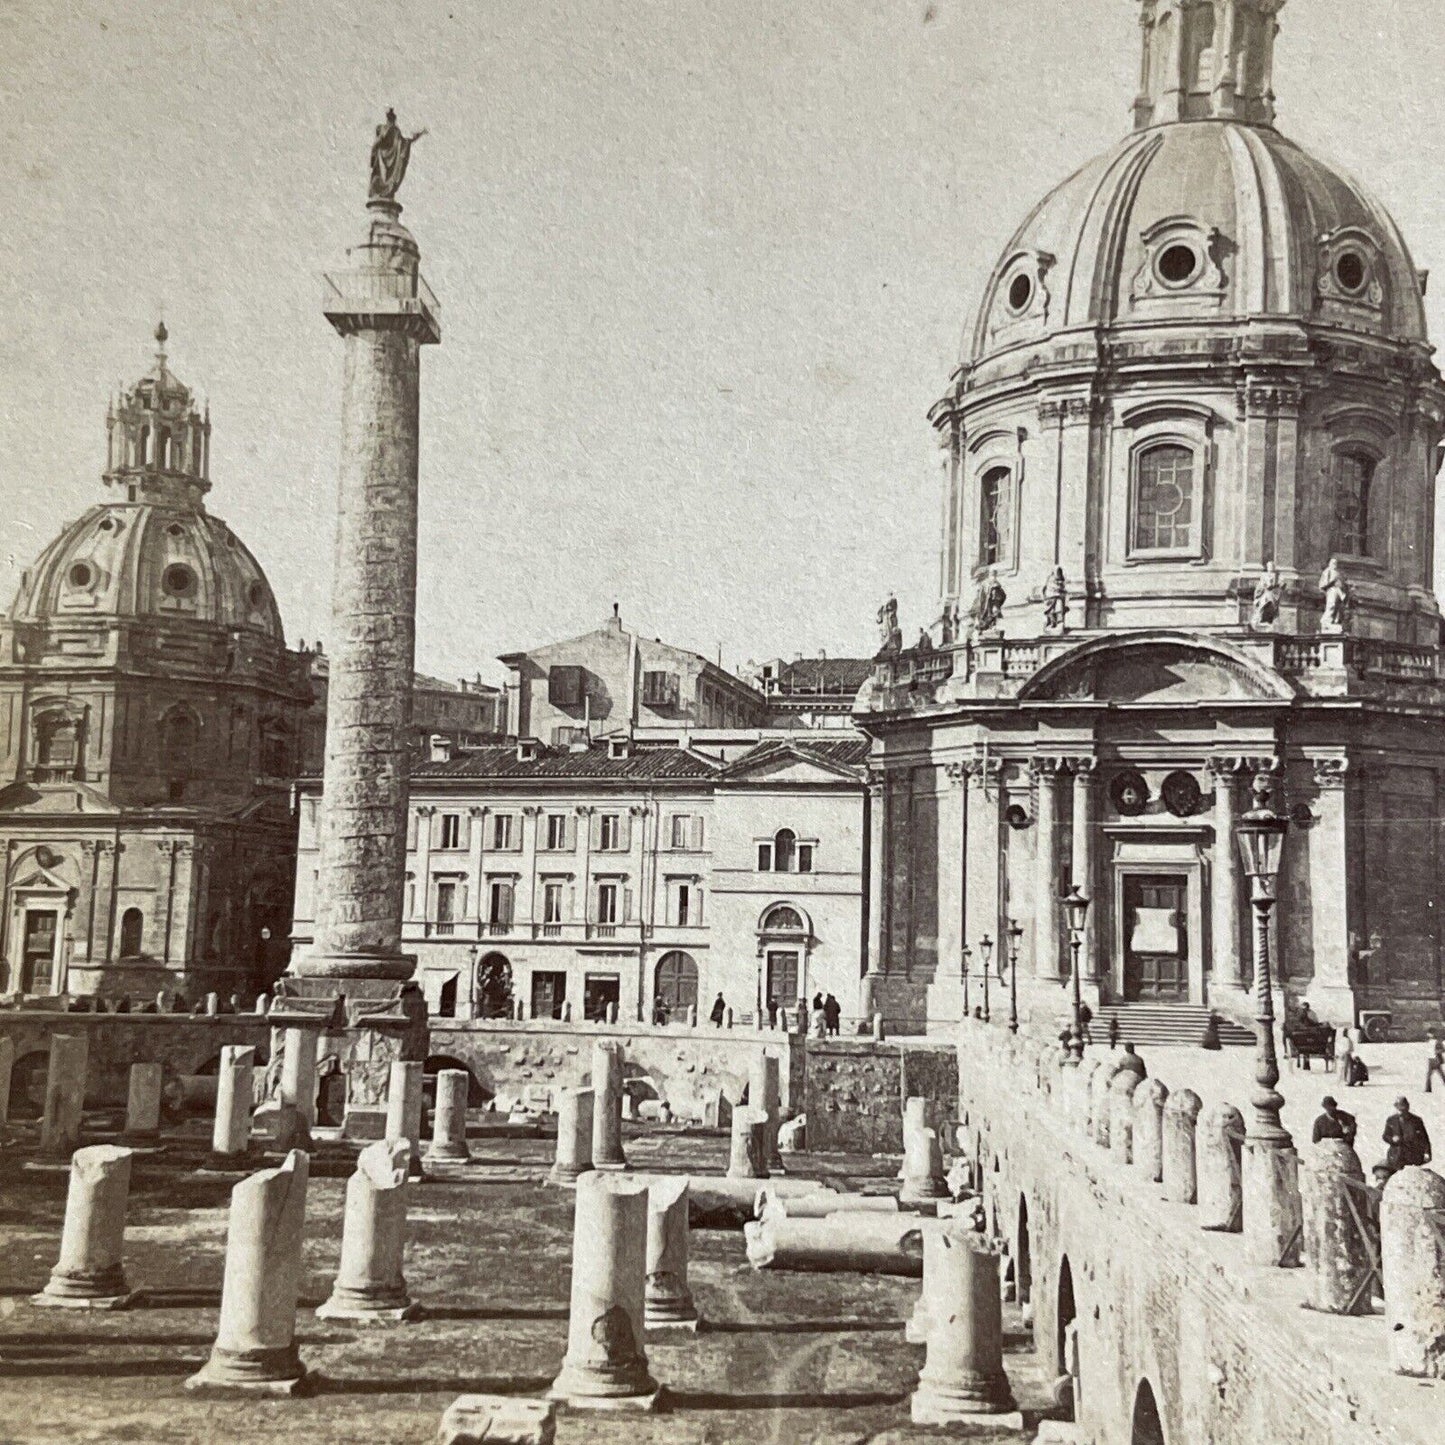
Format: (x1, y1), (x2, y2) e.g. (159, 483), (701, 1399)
(1251, 560), (1282, 630)
(969, 569), (1007, 636)
(1043, 566), (1068, 633)
(875, 595), (903, 657)
(1318, 558), (1350, 634)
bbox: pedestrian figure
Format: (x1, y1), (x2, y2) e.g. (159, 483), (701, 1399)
(823, 993), (842, 1036)
(1078, 1001), (1094, 1046)
(1107, 1015), (1120, 1050)
(1382, 1096), (1432, 1176)
(709, 992), (726, 1028)
(766, 995), (779, 1030)
(1425, 1036), (1445, 1094)
(1311, 1095), (1357, 1147)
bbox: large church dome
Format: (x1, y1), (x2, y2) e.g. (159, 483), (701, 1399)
(966, 118), (1429, 365)
(7, 324), (285, 644)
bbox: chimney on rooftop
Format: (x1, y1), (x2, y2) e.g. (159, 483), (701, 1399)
(429, 735), (453, 763)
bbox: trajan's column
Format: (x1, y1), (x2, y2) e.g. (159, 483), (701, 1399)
(276, 111), (440, 1133)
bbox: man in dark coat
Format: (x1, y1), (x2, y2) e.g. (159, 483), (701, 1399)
(1311, 1095), (1357, 1147)
(823, 993), (842, 1036)
(1382, 1096), (1432, 1174)
(709, 992), (726, 1027)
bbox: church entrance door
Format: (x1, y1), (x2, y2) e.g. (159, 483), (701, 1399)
(1122, 875), (1189, 1002)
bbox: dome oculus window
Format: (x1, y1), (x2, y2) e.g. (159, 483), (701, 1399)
(1006, 272), (1034, 314)
(67, 562), (94, 589)
(161, 563), (197, 598)
(1155, 242), (1201, 288)
(247, 581), (266, 609)
(1132, 443), (1197, 554)
(1334, 250), (1368, 295)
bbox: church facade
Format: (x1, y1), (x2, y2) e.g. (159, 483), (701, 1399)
(856, 0), (1445, 1039)
(0, 327), (308, 1002)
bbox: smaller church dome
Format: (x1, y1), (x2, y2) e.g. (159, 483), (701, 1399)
(6, 326), (285, 643)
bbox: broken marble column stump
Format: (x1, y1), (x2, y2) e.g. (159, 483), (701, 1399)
(726, 1106), (769, 1180)
(33, 1145), (136, 1309)
(1380, 1166), (1445, 1378)
(899, 1125), (948, 1203)
(744, 1213), (926, 1276)
(318, 1139), (418, 1322)
(1108, 1070), (1142, 1166)
(1196, 1103), (1243, 1232)
(549, 1172), (660, 1410)
(1241, 1136), (1303, 1268)
(1133, 1078), (1169, 1184)
(548, 1086), (594, 1186)
(186, 1149), (311, 1394)
(750, 1049), (783, 1172)
(211, 1045), (256, 1164)
(385, 1059), (425, 1174)
(590, 1040), (628, 1171)
(437, 1394), (557, 1445)
(910, 1226), (1019, 1426)
(40, 1033), (89, 1155)
(280, 1027), (320, 1130)
(123, 1062), (163, 1140)
(1161, 1088), (1202, 1204)
(644, 1177), (697, 1331)
(1300, 1140), (1372, 1314)
(425, 1068), (471, 1164)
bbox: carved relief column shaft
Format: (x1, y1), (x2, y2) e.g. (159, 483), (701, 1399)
(865, 769), (886, 977)
(1069, 760), (1097, 977)
(1307, 758), (1355, 1013)
(1209, 760), (1244, 991)
(1032, 760), (1064, 979)
(937, 765), (967, 989)
(963, 764), (1001, 985)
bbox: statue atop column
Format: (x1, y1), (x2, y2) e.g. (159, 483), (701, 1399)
(969, 569), (1006, 636)
(369, 109), (428, 201)
(1318, 558), (1350, 634)
(875, 596), (903, 657)
(1043, 566), (1068, 634)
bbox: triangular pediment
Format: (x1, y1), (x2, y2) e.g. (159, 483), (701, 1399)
(723, 742), (864, 784)
(11, 862), (73, 893)
(0, 779), (119, 816)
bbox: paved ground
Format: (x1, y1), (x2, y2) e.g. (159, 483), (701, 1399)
(1120, 1041), (1443, 1177)
(0, 1122), (1056, 1445)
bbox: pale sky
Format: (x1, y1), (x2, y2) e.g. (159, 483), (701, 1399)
(4, 0), (1445, 685)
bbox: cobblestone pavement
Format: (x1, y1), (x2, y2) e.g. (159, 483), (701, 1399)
(0, 1125), (1054, 1444)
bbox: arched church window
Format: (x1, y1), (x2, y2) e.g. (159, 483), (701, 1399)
(1334, 451), (1375, 556)
(35, 712), (80, 773)
(1132, 444), (1196, 553)
(763, 904), (804, 932)
(137, 425), (149, 467)
(119, 908), (144, 959)
(980, 466), (1012, 567)
(162, 710), (198, 799)
(773, 828), (796, 873)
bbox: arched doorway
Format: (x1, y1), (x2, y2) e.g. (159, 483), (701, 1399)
(475, 953), (513, 1019)
(654, 951), (698, 1021)
(1056, 1254), (1077, 1394)
(1131, 1379), (1166, 1445)
(1016, 1196), (1033, 1310)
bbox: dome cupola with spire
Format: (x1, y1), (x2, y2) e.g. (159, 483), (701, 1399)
(930, 0), (1445, 647)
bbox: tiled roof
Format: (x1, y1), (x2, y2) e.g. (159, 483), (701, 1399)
(414, 743), (722, 782)
(770, 657), (873, 695)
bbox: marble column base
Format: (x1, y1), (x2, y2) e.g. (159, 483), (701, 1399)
(184, 1342), (309, 1395)
(910, 1376), (1019, 1427)
(546, 1372), (662, 1413)
(32, 1262), (135, 1311)
(316, 1285), (421, 1323)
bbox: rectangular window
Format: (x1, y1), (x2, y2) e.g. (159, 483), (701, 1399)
(435, 880), (456, 936)
(546, 813), (568, 849)
(440, 813), (461, 849)
(488, 880), (514, 926)
(981, 465), (1012, 567)
(757, 842), (773, 872)
(1334, 452), (1375, 556)
(798, 844), (814, 874)
(543, 881), (564, 923)
(492, 813), (515, 850)
(548, 665), (584, 707)
(677, 884), (690, 927)
(671, 814), (690, 849)
(1132, 444), (1196, 553)
(600, 813), (621, 851)
(597, 882), (618, 924)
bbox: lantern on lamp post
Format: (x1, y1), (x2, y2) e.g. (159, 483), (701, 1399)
(1006, 918), (1023, 1034)
(961, 944), (972, 1021)
(1235, 771), (1291, 1147)
(979, 935), (994, 1023)
(1062, 885), (1090, 1063)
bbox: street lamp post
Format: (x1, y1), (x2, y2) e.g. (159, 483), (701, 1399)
(979, 936), (994, 1023)
(1235, 773), (1291, 1146)
(1006, 919), (1023, 1034)
(961, 945), (972, 1021)
(1062, 886), (1090, 1064)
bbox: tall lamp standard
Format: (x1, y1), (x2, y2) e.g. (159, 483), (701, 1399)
(1235, 774), (1291, 1147)
(1062, 886), (1090, 1064)
(1006, 919), (1023, 1034)
(979, 936), (994, 1023)
(961, 945), (972, 1021)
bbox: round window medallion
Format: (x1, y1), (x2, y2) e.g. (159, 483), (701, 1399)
(1005, 803), (1030, 829)
(1156, 243), (1201, 287)
(1335, 250), (1368, 294)
(67, 561), (94, 589)
(162, 563), (196, 598)
(98, 516), (116, 533)
(1162, 770), (1203, 818)
(247, 581), (266, 609)
(1007, 272), (1034, 313)
(165, 522), (184, 538)
(1110, 768), (1151, 816)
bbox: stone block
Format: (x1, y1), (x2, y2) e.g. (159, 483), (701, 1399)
(437, 1395), (556, 1444)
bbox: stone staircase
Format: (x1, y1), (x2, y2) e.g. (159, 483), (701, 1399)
(1088, 1002), (1255, 1048)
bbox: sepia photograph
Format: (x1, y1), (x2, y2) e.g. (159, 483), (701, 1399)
(1, 1), (1443, 1440)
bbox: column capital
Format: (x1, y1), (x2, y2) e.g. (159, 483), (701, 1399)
(1030, 755), (1070, 778)
(1311, 756), (1351, 790)
(1065, 756), (1097, 776)
(1206, 756), (1247, 780)
(415, 804), (436, 817)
